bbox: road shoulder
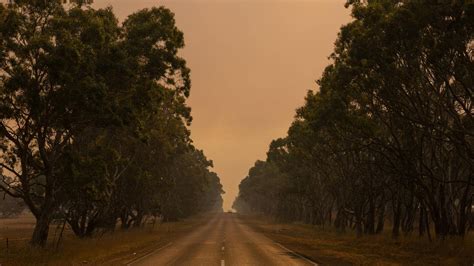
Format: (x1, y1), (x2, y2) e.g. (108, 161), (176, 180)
(237, 215), (474, 265)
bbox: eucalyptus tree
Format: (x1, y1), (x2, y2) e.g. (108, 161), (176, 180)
(0, 1), (223, 246)
(161, 148), (224, 221)
(60, 6), (215, 234)
(331, 0), (473, 237)
(235, 0), (473, 239)
(0, 0), (125, 246)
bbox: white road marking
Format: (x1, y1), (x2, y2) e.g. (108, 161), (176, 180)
(126, 242), (173, 266)
(274, 242), (319, 266)
(221, 235), (226, 266)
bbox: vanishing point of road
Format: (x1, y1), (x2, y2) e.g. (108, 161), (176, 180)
(128, 213), (317, 266)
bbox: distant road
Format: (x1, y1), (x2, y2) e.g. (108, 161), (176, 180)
(129, 213), (316, 266)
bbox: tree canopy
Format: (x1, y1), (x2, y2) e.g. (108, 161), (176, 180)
(0, 0), (223, 246)
(234, 0), (473, 239)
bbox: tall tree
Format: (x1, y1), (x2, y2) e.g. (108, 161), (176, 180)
(0, 0), (124, 246)
(235, 0), (473, 239)
(0, 1), (223, 246)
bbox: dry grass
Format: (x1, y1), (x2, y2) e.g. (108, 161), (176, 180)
(240, 215), (474, 265)
(0, 213), (208, 266)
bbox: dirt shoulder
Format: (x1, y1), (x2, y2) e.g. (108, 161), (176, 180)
(238, 215), (474, 265)
(0, 214), (211, 266)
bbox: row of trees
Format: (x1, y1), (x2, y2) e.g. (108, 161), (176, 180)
(234, 0), (473, 239)
(0, 0), (223, 246)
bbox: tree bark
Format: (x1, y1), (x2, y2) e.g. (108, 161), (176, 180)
(392, 199), (401, 238)
(375, 202), (385, 234)
(419, 205), (426, 237)
(31, 212), (52, 247)
(365, 198), (376, 234)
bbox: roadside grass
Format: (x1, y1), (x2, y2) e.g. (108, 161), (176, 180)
(0, 213), (209, 266)
(240, 215), (474, 265)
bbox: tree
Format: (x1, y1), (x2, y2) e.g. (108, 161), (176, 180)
(0, 1), (223, 246)
(235, 0), (473, 239)
(0, 0), (127, 246)
(58, 6), (196, 236)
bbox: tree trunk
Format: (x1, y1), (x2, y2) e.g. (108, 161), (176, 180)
(134, 211), (144, 228)
(436, 185), (449, 239)
(334, 207), (346, 232)
(425, 210), (432, 241)
(365, 198), (376, 234)
(121, 213), (130, 230)
(355, 206), (363, 237)
(419, 205), (426, 237)
(457, 184), (471, 237)
(392, 200), (401, 238)
(84, 221), (97, 237)
(31, 212), (52, 247)
(327, 207), (333, 226)
(402, 197), (415, 234)
(375, 203), (385, 234)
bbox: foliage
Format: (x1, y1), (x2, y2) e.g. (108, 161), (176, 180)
(0, 0), (223, 246)
(0, 193), (25, 218)
(234, 0), (473, 239)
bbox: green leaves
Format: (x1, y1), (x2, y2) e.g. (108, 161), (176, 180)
(236, 0), (473, 237)
(0, 2), (221, 243)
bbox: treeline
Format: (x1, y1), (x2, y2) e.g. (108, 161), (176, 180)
(0, 0), (223, 247)
(0, 194), (25, 218)
(234, 0), (473, 239)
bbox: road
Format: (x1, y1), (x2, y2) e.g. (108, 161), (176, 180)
(130, 213), (317, 266)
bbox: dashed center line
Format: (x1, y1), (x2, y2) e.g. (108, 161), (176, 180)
(220, 235), (226, 266)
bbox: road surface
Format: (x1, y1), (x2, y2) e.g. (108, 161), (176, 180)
(130, 213), (316, 266)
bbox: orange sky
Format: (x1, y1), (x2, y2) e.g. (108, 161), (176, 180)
(0, 0), (351, 210)
(95, 0), (351, 210)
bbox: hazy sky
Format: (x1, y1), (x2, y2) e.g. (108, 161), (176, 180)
(92, 0), (352, 210)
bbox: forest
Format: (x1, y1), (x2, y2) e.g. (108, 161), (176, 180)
(0, 0), (223, 247)
(234, 0), (473, 240)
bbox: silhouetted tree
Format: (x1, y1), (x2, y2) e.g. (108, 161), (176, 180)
(234, 0), (473, 239)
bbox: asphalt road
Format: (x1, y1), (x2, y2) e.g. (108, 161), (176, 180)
(130, 213), (316, 266)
